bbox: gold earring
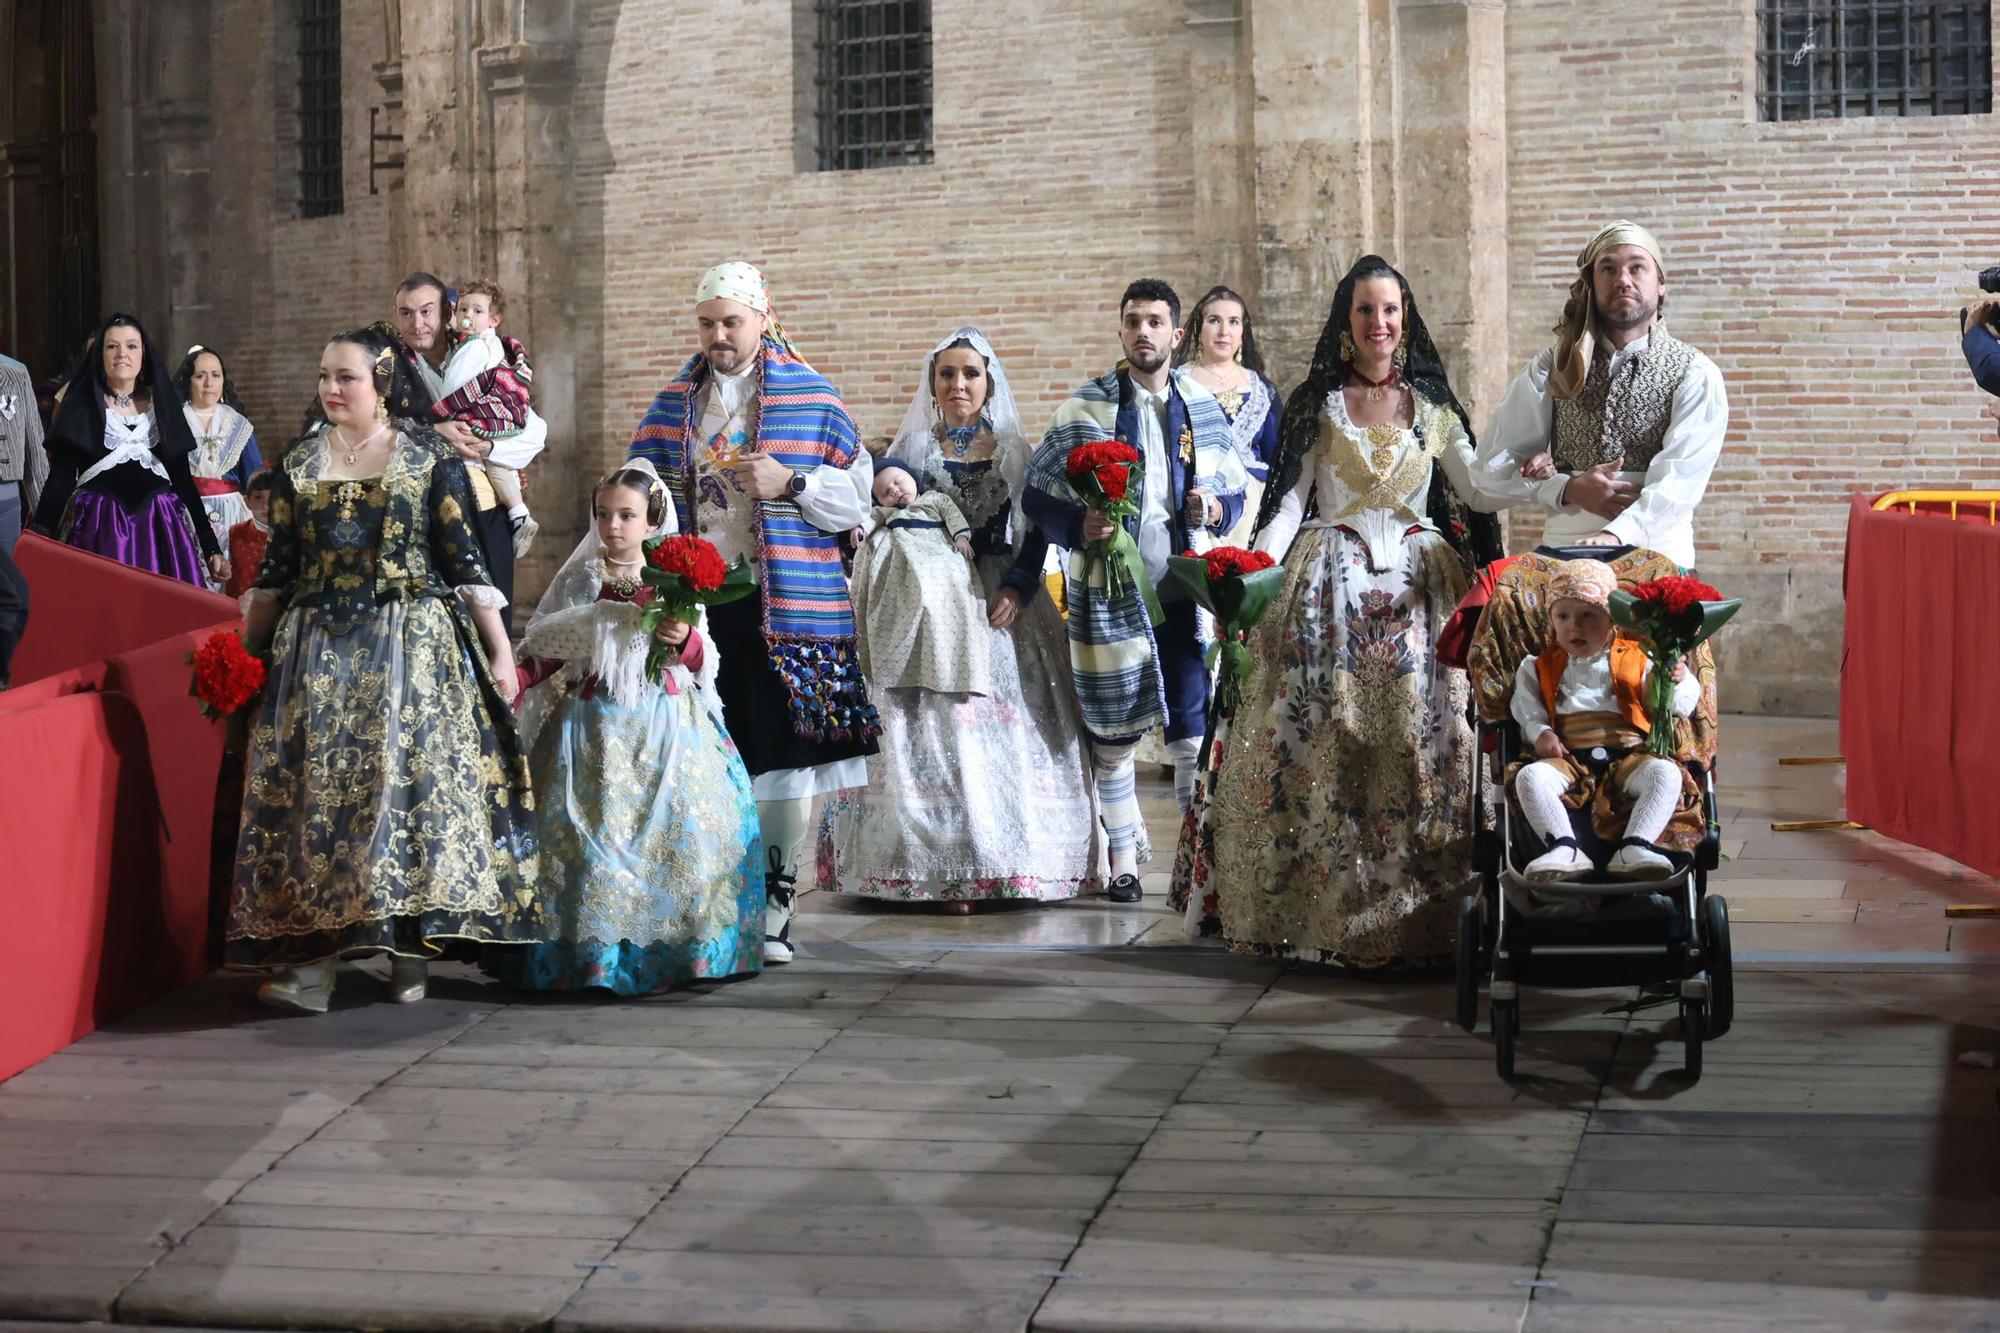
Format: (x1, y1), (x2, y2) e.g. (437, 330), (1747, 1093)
(374, 397), (389, 423)
(1233, 345), (1243, 364)
(1338, 330), (1355, 361)
(1393, 340), (1408, 371)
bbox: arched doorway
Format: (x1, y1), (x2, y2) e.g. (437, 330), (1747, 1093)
(1, 0), (99, 385)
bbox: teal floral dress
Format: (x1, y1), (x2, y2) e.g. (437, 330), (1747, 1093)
(225, 429), (541, 967)
(486, 553), (764, 994)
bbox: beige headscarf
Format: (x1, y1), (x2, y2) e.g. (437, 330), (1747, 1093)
(693, 260), (800, 356)
(1548, 221), (1666, 401)
(1547, 557), (1619, 609)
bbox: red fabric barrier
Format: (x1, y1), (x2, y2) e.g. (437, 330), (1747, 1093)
(0, 661), (109, 713)
(11, 532), (234, 685)
(0, 694), (173, 1079)
(1841, 494), (2000, 877)
(105, 626), (238, 978)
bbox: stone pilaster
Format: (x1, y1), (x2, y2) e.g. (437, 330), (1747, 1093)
(1395, 0), (1509, 423)
(1187, 0), (1257, 306)
(1248, 0), (1375, 385)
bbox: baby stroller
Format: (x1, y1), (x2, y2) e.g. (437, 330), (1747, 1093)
(1450, 545), (1731, 1081)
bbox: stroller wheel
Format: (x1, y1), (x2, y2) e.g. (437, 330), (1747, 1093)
(1492, 999), (1519, 1081)
(1702, 894), (1733, 1039)
(1680, 999), (1705, 1080)
(1454, 896), (1481, 1033)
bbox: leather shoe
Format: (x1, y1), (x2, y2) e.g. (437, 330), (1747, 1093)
(1107, 874), (1143, 904)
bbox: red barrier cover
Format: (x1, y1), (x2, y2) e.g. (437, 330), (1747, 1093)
(0, 694), (172, 1078)
(0, 535), (242, 1078)
(10, 533), (234, 685)
(1841, 494), (2000, 877)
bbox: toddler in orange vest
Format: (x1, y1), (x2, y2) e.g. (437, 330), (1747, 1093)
(1509, 558), (1697, 880)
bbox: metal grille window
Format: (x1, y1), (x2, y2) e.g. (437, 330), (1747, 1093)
(297, 0), (343, 217)
(814, 0), (933, 171)
(1758, 1), (1992, 120)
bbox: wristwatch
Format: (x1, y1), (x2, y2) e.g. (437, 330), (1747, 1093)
(787, 471), (808, 499)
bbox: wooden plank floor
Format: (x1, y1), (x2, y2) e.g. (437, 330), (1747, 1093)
(2, 717), (1997, 1332)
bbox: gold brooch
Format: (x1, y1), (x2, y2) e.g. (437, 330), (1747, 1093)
(1178, 426), (1195, 465)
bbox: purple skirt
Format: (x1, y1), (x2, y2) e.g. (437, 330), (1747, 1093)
(63, 489), (209, 588)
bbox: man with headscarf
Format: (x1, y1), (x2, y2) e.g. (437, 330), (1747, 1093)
(627, 261), (880, 965)
(1474, 221), (1727, 570)
(1023, 278), (1246, 904)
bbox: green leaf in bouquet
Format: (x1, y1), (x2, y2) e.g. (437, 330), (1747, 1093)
(1215, 565), (1287, 632)
(1167, 559), (1286, 632)
(1167, 556), (1219, 616)
(1608, 590), (1744, 653)
(710, 557), (759, 607)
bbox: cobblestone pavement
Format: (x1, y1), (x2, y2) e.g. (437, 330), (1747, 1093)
(2, 716), (1996, 1332)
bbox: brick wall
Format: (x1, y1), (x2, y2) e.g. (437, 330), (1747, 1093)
(202, 0), (397, 448)
(1504, 0), (2000, 711)
(571, 0), (1208, 486)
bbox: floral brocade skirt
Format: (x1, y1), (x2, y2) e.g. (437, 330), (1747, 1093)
(818, 578), (1105, 903)
(488, 680), (764, 995)
(224, 596), (542, 968)
(1173, 525), (1477, 967)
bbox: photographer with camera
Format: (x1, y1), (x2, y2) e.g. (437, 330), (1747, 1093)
(1960, 268), (2000, 428)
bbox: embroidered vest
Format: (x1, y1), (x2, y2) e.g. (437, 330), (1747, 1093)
(1536, 636), (1652, 735)
(1550, 328), (1697, 474)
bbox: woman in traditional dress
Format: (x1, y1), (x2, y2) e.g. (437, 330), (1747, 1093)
(226, 324), (539, 1013)
(1176, 285), (1283, 546)
(32, 314), (227, 587)
(1175, 256), (1504, 967)
(174, 344), (263, 577)
(488, 462), (764, 994)
(817, 328), (1104, 907)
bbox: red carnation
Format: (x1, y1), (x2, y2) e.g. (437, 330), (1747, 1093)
(1202, 547), (1277, 582)
(189, 630), (266, 718)
(1634, 574), (1721, 617)
(1066, 440), (1140, 477)
(1093, 464), (1129, 504)
(647, 535), (727, 592)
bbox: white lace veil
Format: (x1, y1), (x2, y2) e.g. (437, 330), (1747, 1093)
(526, 457), (679, 631)
(517, 458), (713, 738)
(890, 327), (1030, 540)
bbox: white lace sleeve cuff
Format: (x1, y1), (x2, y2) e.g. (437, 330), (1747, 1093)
(456, 584), (508, 610)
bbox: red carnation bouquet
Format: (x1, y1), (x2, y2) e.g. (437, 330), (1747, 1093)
(1167, 546), (1286, 713)
(188, 630), (266, 718)
(1064, 439), (1160, 625)
(638, 533), (756, 682)
(1608, 574), (1742, 756)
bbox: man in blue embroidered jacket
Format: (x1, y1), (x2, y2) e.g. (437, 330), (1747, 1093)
(1024, 279), (1246, 904)
(628, 261), (880, 964)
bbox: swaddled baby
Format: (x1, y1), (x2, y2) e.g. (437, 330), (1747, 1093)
(851, 458), (990, 696)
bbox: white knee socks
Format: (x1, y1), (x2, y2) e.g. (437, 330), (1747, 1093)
(1515, 760), (1574, 843)
(1623, 758), (1681, 846)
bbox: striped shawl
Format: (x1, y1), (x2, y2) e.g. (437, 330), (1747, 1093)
(1025, 367), (1243, 741)
(627, 338), (879, 744)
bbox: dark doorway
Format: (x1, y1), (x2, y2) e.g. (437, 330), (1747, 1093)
(1, 0), (100, 386)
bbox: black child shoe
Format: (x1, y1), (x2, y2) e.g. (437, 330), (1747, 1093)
(1107, 874), (1143, 904)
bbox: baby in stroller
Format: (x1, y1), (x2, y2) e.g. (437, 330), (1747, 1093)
(1509, 558), (1699, 881)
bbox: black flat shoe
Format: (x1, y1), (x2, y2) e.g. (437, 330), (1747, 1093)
(1107, 874), (1143, 904)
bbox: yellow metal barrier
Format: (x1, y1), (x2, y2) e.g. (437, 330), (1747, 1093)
(1872, 490), (2000, 522)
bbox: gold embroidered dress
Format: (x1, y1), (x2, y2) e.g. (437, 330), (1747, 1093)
(1176, 389), (1486, 966)
(225, 430), (541, 967)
